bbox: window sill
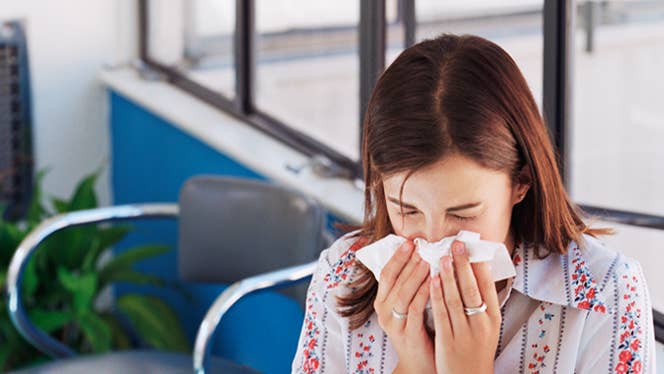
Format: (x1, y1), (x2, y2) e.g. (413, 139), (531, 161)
(99, 67), (363, 224)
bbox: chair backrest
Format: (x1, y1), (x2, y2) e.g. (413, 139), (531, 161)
(177, 175), (327, 302)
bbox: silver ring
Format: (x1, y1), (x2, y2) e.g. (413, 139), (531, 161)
(463, 301), (487, 316)
(391, 307), (408, 320)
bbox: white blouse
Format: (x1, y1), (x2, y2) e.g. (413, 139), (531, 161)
(291, 231), (657, 374)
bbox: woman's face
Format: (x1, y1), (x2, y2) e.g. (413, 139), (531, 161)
(382, 154), (529, 249)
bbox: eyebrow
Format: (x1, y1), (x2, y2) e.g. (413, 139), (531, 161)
(387, 196), (482, 213)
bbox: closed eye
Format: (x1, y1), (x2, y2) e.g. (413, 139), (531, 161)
(396, 210), (419, 217)
(396, 212), (476, 222)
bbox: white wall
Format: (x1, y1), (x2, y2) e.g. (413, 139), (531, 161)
(0, 0), (137, 206)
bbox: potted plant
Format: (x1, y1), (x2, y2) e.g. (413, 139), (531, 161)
(0, 170), (189, 371)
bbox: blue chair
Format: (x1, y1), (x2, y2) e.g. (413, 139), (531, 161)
(6, 175), (332, 373)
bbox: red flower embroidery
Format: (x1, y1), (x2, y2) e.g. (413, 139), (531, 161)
(630, 339), (640, 352)
(615, 362), (628, 374)
(569, 245), (608, 313)
(613, 261), (644, 374)
(633, 360), (642, 374)
(324, 237), (369, 289)
(619, 350), (632, 363)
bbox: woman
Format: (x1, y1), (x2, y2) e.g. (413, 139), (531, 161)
(291, 33), (655, 373)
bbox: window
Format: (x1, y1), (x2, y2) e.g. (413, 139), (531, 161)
(570, 0), (664, 217)
(139, 6), (664, 340)
(255, 1), (360, 160)
(141, 0), (359, 179)
(147, 0), (236, 98)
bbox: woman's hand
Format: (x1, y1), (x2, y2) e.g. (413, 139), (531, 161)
(429, 240), (501, 374)
(373, 240), (436, 374)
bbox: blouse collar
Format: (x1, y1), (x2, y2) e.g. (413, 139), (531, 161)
(509, 238), (613, 315)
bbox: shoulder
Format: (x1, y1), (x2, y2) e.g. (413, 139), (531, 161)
(577, 233), (647, 295)
(576, 234), (655, 372)
(576, 233), (651, 316)
(315, 229), (370, 290)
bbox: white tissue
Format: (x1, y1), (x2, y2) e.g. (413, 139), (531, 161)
(355, 230), (516, 330)
(355, 230), (516, 283)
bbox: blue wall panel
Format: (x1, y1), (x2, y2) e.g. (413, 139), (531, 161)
(109, 91), (343, 373)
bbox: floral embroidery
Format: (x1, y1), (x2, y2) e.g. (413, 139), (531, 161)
(324, 237), (369, 289)
(570, 245), (608, 313)
(513, 253), (522, 266)
(353, 320), (376, 374)
(526, 303), (554, 373)
(301, 291), (321, 374)
(614, 262), (643, 374)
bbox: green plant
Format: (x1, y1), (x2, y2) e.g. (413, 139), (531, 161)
(0, 169), (190, 371)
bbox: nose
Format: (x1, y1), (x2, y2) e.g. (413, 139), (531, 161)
(411, 218), (458, 243)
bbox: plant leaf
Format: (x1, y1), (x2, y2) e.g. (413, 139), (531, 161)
(96, 225), (132, 250)
(29, 309), (73, 333)
(57, 268), (97, 314)
(100, 314), (132, 350)
(42, 224), (98, 270)
(21, 255), (39, 298)
(117, 294), (190, 352)
(50, 197), (69, 214)
(98, 245), (170, 285)
(68, 172), (99, 211)
(0, 221), (26, 266)
(100, 269), (165, 289)
(81, 225), (132, 272)
(25, 169), (50, 224)
(76, 311), (112, 353)
(81, 236), (102, 272)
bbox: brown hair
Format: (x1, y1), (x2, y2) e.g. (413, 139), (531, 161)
(335, 33), (613, 330)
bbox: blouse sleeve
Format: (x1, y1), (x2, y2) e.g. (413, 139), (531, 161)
(291, 236), (353, 374)
(576, 255), (657, 374)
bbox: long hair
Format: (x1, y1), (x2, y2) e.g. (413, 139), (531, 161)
(336, 33), (613, 330)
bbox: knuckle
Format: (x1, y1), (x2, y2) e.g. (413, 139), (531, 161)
(380, 268), (395, 283)
(446, 298), (463, 310)
(395, 289), (406, 302)
(463, 287), (481, 301)
(433, 306), (446, 318)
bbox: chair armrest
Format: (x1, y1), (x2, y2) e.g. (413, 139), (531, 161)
(193, 260), (317, 374)
(6, 203), (179, 358)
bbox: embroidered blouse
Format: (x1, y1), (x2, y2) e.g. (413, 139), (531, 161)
(291, 231), (656, 374)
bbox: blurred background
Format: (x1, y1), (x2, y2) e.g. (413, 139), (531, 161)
(1, 1), (663, 373)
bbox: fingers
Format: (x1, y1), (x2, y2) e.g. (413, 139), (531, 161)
(451, 241), (484, 310)
(471, 261), (501, 320)
(438, 254), (468, 334)
(389, 251), (427, 314)
(405, 274), (431, 332)
(429, 274), (453, 341)
(376, 240), (415, 303)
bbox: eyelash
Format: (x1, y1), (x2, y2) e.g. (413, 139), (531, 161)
(396, 211), (475, 221)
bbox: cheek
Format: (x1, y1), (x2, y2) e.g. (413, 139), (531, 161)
(470, 208), (513, 242)
(386, 210), (411, 236)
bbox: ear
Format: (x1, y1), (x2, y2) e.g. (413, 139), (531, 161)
(511, 165), (532, 205)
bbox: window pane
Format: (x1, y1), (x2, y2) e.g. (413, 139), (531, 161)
(386, 0), (406, 65)
(570, 1), (664, 216)
(147, 0), (235, 98)
(255, 0), (360, 161)
(412, 0), (544, 109)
